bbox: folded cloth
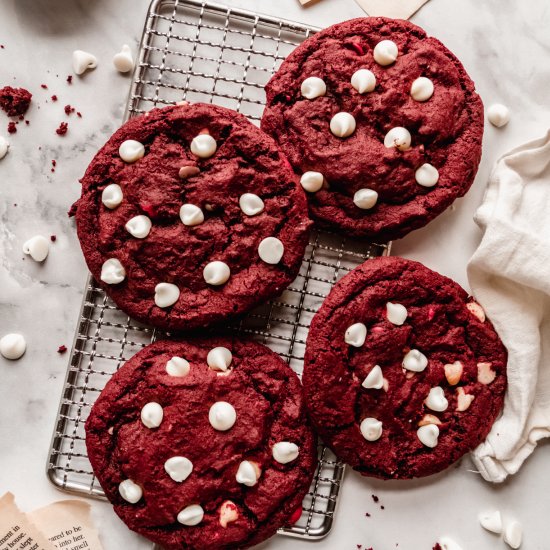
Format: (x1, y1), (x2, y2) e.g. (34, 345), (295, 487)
(468, 130), (550, 483)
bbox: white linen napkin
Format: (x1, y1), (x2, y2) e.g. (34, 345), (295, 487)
(354, 0), (431, 19)
(468, 131), (550, 483)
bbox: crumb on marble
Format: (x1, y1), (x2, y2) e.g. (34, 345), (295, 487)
(57, 345), (67, 354)
(56, 121), (68, 136)
(51, 94), (58, 102)
(0, 86), (32, 116)
(66, 75), (73, 84)
(50, 234), (57, 242)
(40, 83), (48, 89)
(64, 104), (75, 116)
(7, 121), (17, 133)
(371, 494), (379, 503)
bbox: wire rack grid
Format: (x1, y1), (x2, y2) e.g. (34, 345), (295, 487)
(46, 0), (391, 544)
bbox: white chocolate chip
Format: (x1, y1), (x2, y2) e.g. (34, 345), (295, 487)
(140, 402), (163, 429)
(410, 77), (434, 102)
(0, 136), (9, 160)
(351, 69), (376, 93)
(418, 414), (442, 427)
(438, 537), (463, 550)
(402, 349), (428, 372)
(236, 460), (261, 487)
(330, 112), (356, 138)
(386, 302), (407, 325)
(207, 346), (232, 372)
(72, 50), (98, 75)
(415, 163), (439, 187)
(154, 282), (180, 308)
(113, 44), (134, 73)
(477, 362), (496, 385)
(166, 356), (190, 377)
(177, 504), (204, 526)
(362, 365), (384, 389)
(272, 442), (299, 464)
(488, 103), (510, 128)
(467, 301), (486, 322)
(456, 387), (475, 412)
(219, 501), (239, 528)
(301, 77), (327, 99)
(100, 258), (126, 285)
(384, 127), (412, 151)
(125, 215), (152, 239)
(102, 184), (123, 209)
(444, 361), (463, 386)
(479, 510), (503, 534)
(504, 520), (522, 549)
(425, 386), (448, 412)
(164, 456), (193, 482)
(417, 424), (439, 448)
(118, 479), (142, 503)
(119, 140), (145, 163)
(360, 418), (383, 441)
(300, 171), (324, 193)
(0, 333), (26, 360)
(239, 193), (264, 216)
(179, 204), (204, 226)
(353, 188), (378, 210)
(345, 323), (367, 347)
(373, 40), (398, 66)
(191, 134), (217, 158)
(22, 235), (50, 262)
(209, 401), (237, 431)
(203, 261), (230, 285)
(258, 237), (284, 264)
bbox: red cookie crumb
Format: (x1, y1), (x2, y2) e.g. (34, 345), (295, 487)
(56, 122), (68, 136)
(50, 235), (57, 242)
(66, 75), (73, 84)
(77, 112), (82, 118)
(287, 506), (302, 525)
(25, 120), (30, 125)
(51, 95), (58, 102)
(40, 84), (48, 89)
(365, 512), (371, 517)
(7, 121), (16, 134)
(57, 345), (67, 354)
(371, 495), (379, 503)
(0, 86), (32, 116)
(433, 545), (442, 550)
(64, 104), (75, 116)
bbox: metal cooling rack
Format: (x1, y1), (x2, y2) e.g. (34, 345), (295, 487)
(47, 0), (391, 543)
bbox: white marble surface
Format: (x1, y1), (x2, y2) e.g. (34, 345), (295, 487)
(1, 0), (549, 549)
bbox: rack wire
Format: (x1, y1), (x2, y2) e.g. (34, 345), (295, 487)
(47, 0), (391, 543)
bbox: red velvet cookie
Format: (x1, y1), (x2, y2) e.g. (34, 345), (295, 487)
(73, 103), (311, 330)
(303, 256), (506, 479)
(86, 337), (316, 550)
(261, 18), (484, 241)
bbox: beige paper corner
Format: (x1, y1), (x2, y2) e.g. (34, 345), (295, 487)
(354, 0), (431, 20)
(0, 492), (56, 550)
(29, 500), (104, 550)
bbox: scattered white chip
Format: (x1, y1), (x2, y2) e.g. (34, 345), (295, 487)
(72, 50), (98, 75)
(504, 520), (523, 549)
(113, 44), (134, 73)
(479, 510), (503, 534)
(0, 333), (27, 360)
(301, 77), (327, 99)
(373, 40), (398, 66)
(488, 103), (510, 128)
(0, 136), (9, 160)
(22, 235), (50, 262)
